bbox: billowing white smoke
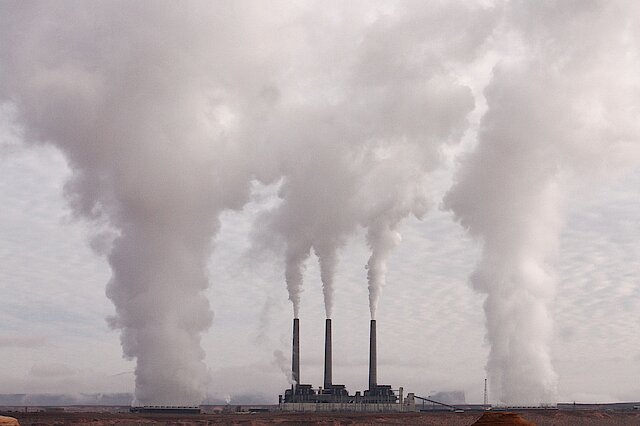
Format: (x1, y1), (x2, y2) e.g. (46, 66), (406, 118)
(255, 1), (494, 320)
(445, 1), (640, 405)
(366, 223), (401, 321)
(262, 127), (364, 319)
(0, 2), (268, 405)
(9, 0), (630, 408)
(362, 159), (433, 319)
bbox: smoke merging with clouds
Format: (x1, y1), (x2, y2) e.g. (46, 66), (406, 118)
(4, 0), (638, 408)
(0, 2), (268, 405)
(254, 1), (493, 320)
(445, 0), (640, 405)
(363, 165), (432, 319)
(1, 0), (492, 403)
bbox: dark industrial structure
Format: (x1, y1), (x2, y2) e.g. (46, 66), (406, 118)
(292, 317), (300, 386)
(280, 318), (402, 409)
(324, 318), (332, 390)
(130, 406), (201, 414)
(282, 318), (318, 403)
(363, 319), (397, 403)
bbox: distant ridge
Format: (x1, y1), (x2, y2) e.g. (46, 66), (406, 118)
(0, 394), (132, 406)
(0, 392), (273, 406)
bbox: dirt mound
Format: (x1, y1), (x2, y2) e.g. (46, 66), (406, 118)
(472, 412), (535, 425)
(0, 416), (20, 426)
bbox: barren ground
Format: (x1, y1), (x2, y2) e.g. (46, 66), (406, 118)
(3, 410), (640, 426)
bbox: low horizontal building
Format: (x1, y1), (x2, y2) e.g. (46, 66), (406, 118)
(129, 406), (201, 414)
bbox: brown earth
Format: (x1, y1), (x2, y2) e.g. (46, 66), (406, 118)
(472, 412), (534, 425)
(0, 416), (20, 426)
(4, 410), (640, 426)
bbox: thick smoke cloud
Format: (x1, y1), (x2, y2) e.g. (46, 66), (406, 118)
(6, 0), (637, 408)
(445, 0), (640, 404)
(254, 1), (494, 319)
(0, 1), (269, 405)
(1, 0), (495, 403)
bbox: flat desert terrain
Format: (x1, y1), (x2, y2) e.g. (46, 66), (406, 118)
(3, 410), (640, 426)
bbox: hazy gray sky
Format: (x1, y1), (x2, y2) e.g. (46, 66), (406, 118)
(1, 0), (639, 405)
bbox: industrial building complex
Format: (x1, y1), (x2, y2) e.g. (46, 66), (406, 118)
(279, 318), (415, 412)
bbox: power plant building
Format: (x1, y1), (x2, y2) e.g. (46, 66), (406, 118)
(280, 318), (415, 412)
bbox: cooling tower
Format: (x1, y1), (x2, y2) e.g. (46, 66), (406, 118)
(369, 319), (377, 391)
(324, 318), (332, 389)
(292, 318), (300, 386)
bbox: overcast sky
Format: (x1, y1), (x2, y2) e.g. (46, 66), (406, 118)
(1, 1), (639, 405)
(2, 124), (639, 404)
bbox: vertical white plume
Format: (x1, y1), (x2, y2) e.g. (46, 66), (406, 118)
(0, 2), (265, 405)
(365, 221), (402, 320)
(253, 1), (493, 320)
(445, 0), (640, 404)
(285, 246), (311, 319)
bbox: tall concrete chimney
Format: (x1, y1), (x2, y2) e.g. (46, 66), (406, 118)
(292, 318), (300, 387)
(369, 319), (377, 391)
(324, 318), (332, 389)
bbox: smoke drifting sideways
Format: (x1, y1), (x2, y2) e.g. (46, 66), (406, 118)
(0, 2), (281, 405)
(252, 1), (495, 320)
(445, 1), (640, 405)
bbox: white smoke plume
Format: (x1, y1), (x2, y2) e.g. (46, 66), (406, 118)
(362, 161), (432, 319)
(0, 2), (272, 405)
(445, 1), (640, 405)
(254, 1), (495, 320)
(9, 0), (628, 407)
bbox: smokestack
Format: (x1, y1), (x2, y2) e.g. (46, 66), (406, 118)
(292, 318), (300, 387)
(324, 318), (332, 389)
(369, 319), (377, 391)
